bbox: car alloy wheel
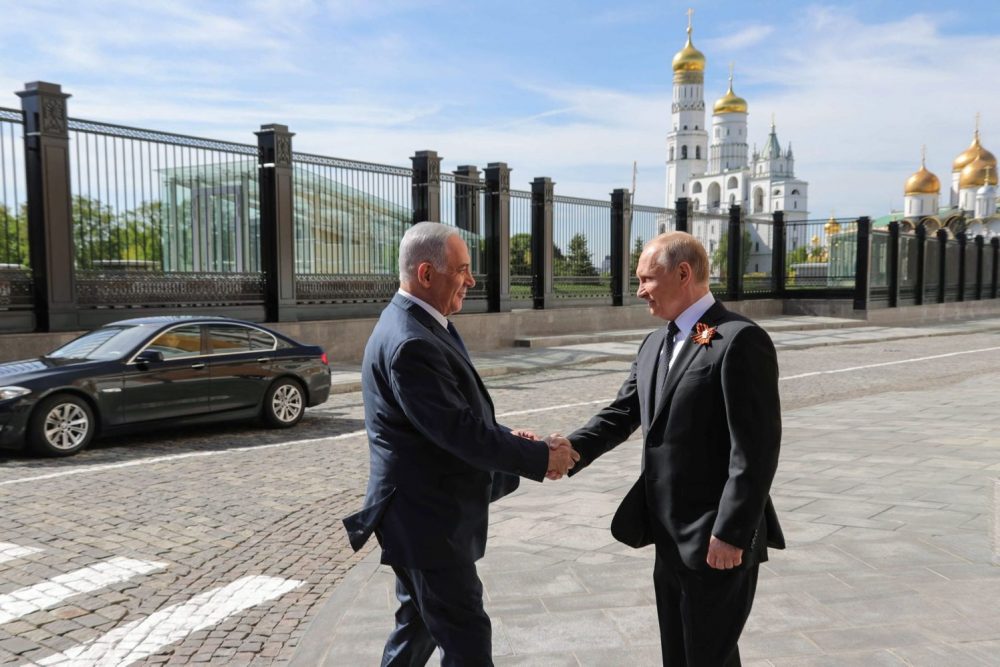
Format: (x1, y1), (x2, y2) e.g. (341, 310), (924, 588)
(29, 394), (95, 456)
(264, 379), (304, 427)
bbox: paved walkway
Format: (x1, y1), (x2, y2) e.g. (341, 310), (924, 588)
(296, 316), (1000, 666)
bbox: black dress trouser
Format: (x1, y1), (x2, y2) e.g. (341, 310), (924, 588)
(381, 562), (493, 667)
(651, 525), (759, 666)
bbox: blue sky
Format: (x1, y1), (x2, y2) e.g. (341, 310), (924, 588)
(2, 0), (999, 217)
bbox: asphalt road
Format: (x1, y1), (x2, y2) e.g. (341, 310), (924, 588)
(1, 328), (999, 665)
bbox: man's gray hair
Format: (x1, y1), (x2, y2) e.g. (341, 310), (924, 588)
(398, 221), (459, 283)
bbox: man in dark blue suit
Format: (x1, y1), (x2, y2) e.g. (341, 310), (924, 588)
(343, 221), (579, 666)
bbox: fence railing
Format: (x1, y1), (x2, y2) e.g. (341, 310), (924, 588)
(0, 107), (31, 312)
(2, 82), (998, 333)
(66, 116), (266, 311)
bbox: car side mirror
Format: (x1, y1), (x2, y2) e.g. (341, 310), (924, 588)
(134, 349), (164, 365)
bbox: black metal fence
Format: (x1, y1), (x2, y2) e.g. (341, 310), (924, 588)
(65, 117), (265, 313)
(1, 81), (998, 333)
(0, 107), (31, 313)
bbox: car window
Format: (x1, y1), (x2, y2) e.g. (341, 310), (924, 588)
(249, 328), (276, 351)
(208, 324), (253, 355)
(48, 325), (152, 360)
(146, 325), (203, 359)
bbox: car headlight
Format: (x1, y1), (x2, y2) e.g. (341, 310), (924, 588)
(0, 386), (31, 401)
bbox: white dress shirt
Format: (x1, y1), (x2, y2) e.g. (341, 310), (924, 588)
(666, 291), (716, 365)
(398, 288), (449, 331)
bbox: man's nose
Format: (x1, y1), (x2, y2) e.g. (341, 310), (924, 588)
(466, 272), (476, 288)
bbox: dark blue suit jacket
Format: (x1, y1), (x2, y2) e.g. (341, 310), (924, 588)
(343, 294), (549, 569)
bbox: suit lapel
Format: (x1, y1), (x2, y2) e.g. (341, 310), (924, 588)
(394, 294), (496, 414)
(640, 327), (667, 428)
(650, 301), (728, 425)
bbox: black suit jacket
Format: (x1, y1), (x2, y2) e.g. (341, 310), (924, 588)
(569, 300), (784, 570)
(343, 294), (549, 569)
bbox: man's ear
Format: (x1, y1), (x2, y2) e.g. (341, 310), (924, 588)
(417, 262), (433, 286)
(677, 261), (691, 283)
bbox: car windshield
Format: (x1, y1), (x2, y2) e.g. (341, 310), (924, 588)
(47, 325), (153, 360)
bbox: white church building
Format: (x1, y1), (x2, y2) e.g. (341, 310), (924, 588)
(664, 14), (809, 272)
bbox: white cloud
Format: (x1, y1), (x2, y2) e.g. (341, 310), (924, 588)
(704, 24), (775, 52)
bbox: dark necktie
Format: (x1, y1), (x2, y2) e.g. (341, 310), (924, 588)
(655, 321), (681, 405)
(446, 321), (470, 361)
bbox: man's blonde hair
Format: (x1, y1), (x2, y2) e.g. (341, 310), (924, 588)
(647, 231), (710, 284)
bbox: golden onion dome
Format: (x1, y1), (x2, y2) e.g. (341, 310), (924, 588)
(672, 23), (705, 83)
(824, 216), (841, 235)
(713, 78), (748, 115)
(904, 161), (940, 195)
(953, 131), (996, 172)
(959, 150), (999, 189)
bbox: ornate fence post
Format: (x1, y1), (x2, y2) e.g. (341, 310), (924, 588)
(936, 228), (947, 303)
(726, 205), (742, 301)
(974, 235), (984, 300)
(992, 238), (1000, 299)
(256, 124), (297, 322)
(454, 165), (480, 234)
(914, 224), (926, 305)
(611, 188), (632, 307)
(17, 82), (77, 332)
(771, 210), (785, 297)
(956, 232), (967, 302)
(887, 220), (900, 308)
(483, 163), (511, 313)
(853, 216), (871, 311)
(411, 150), (441, 223)
(530, 177), (554, 310)
(675, 197), (689, 233)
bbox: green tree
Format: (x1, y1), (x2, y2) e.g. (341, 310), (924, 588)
(72, 196), (117, 268)
(0, 204), (29, 267)
(711, 229), (752, 279)
(563, 233), (598, 277)
(630, 236), (644, 272)
(511, 232), (532, 276)
(118, 201), (164, 265)
(72, 196), (165, 269)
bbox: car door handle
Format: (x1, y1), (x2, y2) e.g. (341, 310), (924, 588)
(257, 358), (270, 364)
(191, 362), (206, 369)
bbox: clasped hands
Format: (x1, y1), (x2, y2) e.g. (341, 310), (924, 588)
(512, 429), (579, 480)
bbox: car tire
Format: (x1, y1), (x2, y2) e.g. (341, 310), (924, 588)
(262, 378), (305, 428)
(28, 393), (96, 457)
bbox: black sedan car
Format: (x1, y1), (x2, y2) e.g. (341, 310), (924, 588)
(0, 316), (331, 456)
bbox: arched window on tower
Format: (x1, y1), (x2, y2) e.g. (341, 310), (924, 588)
(681, 145), (688, 159)
(727, 176), (738, 189)
(669, 147), (675, 161)
(692, 182), (703, 194)
(695, 146), (701, 159)
(753, 187), (764, 213)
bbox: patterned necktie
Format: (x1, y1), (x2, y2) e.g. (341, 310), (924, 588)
(446, 321), (470, 361)
(655, 321), (681, 405)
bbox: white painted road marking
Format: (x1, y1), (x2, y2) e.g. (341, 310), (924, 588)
(779, 345), (1000, 380)
(0, 542), (43, 564)
(0, 557), (165, 625)
(2, 344), (999, 488)
(35, 575), (303, 666)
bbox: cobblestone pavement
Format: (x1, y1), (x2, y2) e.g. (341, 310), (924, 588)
(1, 324), (999, 665)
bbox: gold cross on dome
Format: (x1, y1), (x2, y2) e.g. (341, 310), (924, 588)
(921, 144), (927, 166)
(686, 7), (694, 32)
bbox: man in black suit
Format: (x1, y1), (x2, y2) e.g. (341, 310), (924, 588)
(563, 231), (783, 666)
(343, 221), (579, 666)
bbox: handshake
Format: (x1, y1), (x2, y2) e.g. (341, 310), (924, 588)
(513, 429), (580, 481)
